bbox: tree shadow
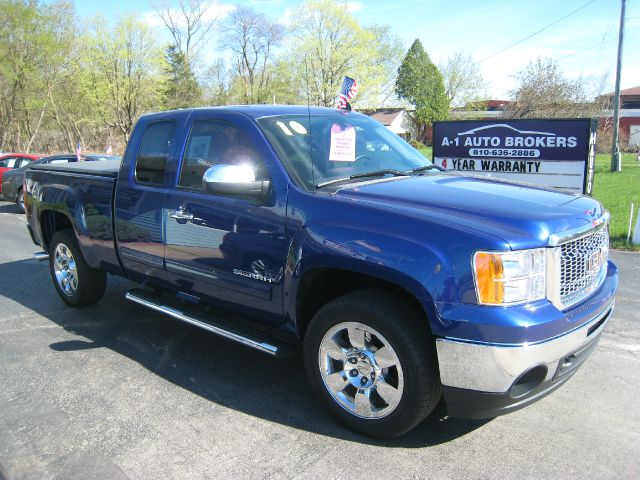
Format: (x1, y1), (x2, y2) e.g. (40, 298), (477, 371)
(0, 257), (490, 447)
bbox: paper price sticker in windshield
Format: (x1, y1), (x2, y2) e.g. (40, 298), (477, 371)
(329, 124), (356, 162)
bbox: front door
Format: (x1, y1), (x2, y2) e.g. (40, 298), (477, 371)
(163, 115), (287, 322)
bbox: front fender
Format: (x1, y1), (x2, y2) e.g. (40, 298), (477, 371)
(284, 222), (467, 336)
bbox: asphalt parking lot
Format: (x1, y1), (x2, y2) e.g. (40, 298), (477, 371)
(0, 199), (638, 480)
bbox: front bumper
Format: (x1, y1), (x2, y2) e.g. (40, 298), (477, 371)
(436, 261), (617, 419)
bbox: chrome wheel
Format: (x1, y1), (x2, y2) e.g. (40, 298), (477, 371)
(318, 321), (404, 419)
(53, 243), (78, 296)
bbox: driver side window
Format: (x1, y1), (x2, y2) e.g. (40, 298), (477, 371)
(178, 120), (265, 191)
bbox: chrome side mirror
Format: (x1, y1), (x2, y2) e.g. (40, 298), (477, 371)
(202, 164), (270, 198)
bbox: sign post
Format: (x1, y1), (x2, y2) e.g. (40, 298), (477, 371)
(432, 119), (597, 195)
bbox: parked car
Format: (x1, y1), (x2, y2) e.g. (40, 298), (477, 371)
(0, 154), (42, 193)
(24, 106), (617, 438)
(2, 154), (120, 211)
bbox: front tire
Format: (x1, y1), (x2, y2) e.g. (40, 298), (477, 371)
(303, 290), (441, 438)
(48, 229), (106, 307)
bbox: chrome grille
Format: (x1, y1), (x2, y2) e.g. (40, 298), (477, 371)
(559, 225), (609, 306)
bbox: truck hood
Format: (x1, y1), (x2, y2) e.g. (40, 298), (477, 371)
(332, 174), (605, 249)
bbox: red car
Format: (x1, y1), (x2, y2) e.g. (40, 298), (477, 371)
(0, 154), (42, 193)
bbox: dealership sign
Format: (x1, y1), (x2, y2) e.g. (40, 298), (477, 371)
(432, 119), (597, 194)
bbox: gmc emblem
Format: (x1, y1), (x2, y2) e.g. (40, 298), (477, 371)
(586, 250), (602, 273)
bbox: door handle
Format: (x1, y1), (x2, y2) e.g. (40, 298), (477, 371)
(169, 208), (194, 222)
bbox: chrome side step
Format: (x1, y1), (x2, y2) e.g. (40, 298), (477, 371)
(125, 289), (281, 356)
(33, 252), (49, 261)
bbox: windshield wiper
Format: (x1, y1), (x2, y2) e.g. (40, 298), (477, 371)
(411, 164), (444, 173)
(349, 169), (408, 179)
(316, 169), (408, 189)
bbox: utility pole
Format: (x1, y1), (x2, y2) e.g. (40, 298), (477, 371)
(610, 0), (626, 172)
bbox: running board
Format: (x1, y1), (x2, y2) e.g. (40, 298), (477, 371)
(125, 289), (282, 356)
(33, 252), (49, 261)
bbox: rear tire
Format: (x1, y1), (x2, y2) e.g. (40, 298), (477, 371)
(48, 229), (106, 307)
(303, 290), (441, 438)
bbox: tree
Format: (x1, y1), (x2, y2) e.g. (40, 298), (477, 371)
(81, 15), (165, 144)
(154, 0), (219, 62)
(201, 58), (233, 105)
(163, 44), (202, 109)
(439, 51), (486, 108)
(0, 0), (75, 152)
(504, 57), (602, 119)
(284, 0), (403, 107)
(395, 39), (448, 141)
(221, 6), (283, 104)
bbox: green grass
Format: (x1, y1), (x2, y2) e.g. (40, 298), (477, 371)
(418, 146), (432, 159)
(418, 147), (640, 250)
(592, 153), (640, 250)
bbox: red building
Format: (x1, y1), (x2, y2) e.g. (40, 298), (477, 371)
(599, 86), (640, 149)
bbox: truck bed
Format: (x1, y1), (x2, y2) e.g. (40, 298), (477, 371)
(26, 160), (122, 275)
(30, 159), (121, 177)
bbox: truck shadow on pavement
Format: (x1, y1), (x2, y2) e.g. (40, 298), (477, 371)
(0, 203), (22, 214)
(0, 257), (490, 448)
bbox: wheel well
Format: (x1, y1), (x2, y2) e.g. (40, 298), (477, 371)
(40, 210), (73, 249)
(295, 267), (429, 337)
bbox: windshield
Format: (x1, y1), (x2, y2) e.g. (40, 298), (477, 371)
(257, 113), (431, 190)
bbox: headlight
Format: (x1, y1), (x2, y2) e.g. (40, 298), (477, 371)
(473, 249), (545, 305)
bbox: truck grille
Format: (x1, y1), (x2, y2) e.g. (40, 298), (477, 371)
(559, 224), (609, 306)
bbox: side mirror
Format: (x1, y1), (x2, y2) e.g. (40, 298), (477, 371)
(202, 164), (270, 198)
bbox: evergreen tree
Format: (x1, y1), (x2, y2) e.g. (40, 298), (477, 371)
(163, 44), (202, 109)
(395, 39), (448, 142)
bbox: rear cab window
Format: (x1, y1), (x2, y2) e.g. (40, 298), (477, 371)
(135, 121), (176, 186)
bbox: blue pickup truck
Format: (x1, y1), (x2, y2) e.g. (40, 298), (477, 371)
(24, 106), (618, 438)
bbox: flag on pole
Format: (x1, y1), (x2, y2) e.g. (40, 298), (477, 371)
(336, 76), (358, 110)
(106, 144), (113, 155)
(75, 141), (82, 161)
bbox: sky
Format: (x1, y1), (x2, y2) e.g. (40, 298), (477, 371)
(72, 0), (639, 100)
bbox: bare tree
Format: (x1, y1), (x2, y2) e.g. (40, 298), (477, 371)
(439, 51), (487, 108)
(504, 57), (604, 119)
(202, 58), (233, 105)
(154, 0), (219, 60)
(221, 6), (283, 104)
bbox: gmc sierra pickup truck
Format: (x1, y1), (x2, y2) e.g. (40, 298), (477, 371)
(25, 106), (618, 438)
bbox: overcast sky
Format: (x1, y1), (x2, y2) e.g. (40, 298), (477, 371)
(72, 0), (639, 100)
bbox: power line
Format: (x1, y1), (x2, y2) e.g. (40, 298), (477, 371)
(557, 41), (605, 61)
(479, 0), (599, 63)
(559, 9), (615, 62)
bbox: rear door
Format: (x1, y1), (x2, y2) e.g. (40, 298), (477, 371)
(163, 112), (288, 321)
(114, 119), (180, 283)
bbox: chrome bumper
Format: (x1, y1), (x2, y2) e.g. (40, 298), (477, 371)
(435, 301), (614, 393)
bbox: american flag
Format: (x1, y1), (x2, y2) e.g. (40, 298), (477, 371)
(75, 141), (82, 161)
(336, 76), (358, 109)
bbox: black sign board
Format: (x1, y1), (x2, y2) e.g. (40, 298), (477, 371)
(432, 119), (597, 194)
